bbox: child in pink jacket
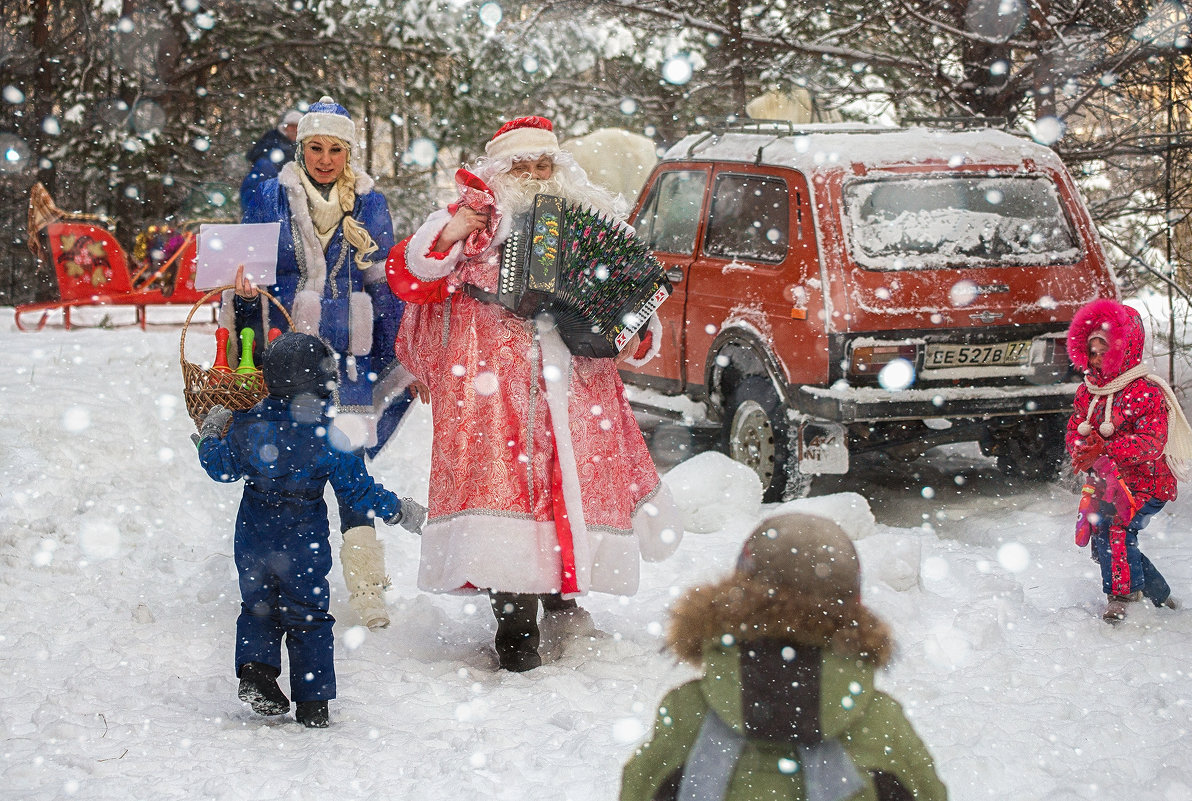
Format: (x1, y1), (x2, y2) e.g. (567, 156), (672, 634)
(1065, 299), (1192, 622)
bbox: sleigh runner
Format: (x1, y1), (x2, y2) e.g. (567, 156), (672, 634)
(17, 182), (224, 331)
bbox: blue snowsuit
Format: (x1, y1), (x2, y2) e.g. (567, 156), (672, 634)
(239, 128), (295, 209)
(198, 396), (401, 702)
(239, 163), (411, 463)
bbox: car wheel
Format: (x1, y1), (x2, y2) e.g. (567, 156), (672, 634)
(722, 377), (809, 502)
(995, 415), (1066, 480)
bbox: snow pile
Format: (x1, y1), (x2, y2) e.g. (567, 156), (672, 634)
(663, 450), (761, 533)
(2, 305), (1192, 800)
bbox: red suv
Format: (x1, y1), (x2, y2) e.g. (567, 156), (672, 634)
(621, 123), (1118, 500)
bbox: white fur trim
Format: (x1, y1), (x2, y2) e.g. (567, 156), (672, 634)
(330, 412), (375, 451)
(622, 313), (663, 367)
(416, 513), (641, 596)
(485, 127), (561, 161)
(291, 290), (321, 336)
(297, 111), (357, 148)
(537, 318), (594, 591)
(349, 291), (372, 355)
(218, 289), (269, 364)
(353, 170), (374, 196)
(279, 163), (327, 293)
(373, 359), (415, 409)
(405, 209), (463, 281)
(635, 480), (683, 562)
(331, 359), (416, 450)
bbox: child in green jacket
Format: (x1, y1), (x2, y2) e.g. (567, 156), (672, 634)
(620, 512), (948, 801)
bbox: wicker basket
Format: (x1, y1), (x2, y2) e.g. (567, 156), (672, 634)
(180, 286), (293, 430)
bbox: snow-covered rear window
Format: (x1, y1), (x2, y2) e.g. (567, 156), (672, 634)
(844, 174), (1080, 270)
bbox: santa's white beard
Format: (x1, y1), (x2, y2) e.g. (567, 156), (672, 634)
(488, 167), (624, 220)
(489, 172), (566, 217)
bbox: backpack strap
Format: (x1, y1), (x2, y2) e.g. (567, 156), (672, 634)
(678, 707), (866, 801)
(678, 707), (744, 801)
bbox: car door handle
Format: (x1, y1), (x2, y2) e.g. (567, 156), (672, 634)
(666, 267), (684, 283)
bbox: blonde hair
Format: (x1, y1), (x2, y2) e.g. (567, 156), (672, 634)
(301, 136), (379, 270)
(336, 162), (379, 270)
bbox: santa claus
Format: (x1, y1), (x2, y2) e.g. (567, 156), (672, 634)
(388, 116), (681, 671)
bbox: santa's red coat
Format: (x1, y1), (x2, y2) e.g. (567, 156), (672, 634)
(389, 207), (680, 597)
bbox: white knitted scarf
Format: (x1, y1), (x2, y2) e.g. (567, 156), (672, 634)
(1081, 363), (1192, 481)
(297, 168), (344, 251)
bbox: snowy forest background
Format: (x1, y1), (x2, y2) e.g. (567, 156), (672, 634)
(8, 4), (1192, 798)
(3, 0), (1192, 322)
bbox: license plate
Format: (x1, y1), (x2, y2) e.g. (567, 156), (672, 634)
(925, 340), (1031, 368)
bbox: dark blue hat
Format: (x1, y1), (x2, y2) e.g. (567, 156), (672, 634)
(262, 332), (336, 399)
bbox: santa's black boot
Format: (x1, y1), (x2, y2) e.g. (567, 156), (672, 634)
(237, 662), (290, 716)
(295, 700), (330, 729)
(490, 592), (542, 672)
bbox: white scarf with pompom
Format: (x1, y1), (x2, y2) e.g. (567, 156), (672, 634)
(1080, 363), (1192, 481)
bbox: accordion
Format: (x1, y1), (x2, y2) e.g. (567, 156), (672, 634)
(497, 194), (671, 358)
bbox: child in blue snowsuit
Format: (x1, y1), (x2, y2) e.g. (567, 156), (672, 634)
(194, 332), (425, 728)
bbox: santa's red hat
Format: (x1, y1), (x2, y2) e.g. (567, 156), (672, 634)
(484, 116), (560, 161)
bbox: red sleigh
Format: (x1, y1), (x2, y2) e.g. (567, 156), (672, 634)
(17, 182), (224, 331)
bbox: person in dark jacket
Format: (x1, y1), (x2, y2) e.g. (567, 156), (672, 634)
(194, 332), (426, 728)
(239, 109), (301, 208)
(620, 512), (948, 801)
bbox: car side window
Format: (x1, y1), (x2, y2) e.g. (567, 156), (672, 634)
(634, 170), (707, 255)
(704, 174), (789, 263)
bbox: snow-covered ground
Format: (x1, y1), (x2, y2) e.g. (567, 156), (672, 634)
(2, 304), (1191, 800)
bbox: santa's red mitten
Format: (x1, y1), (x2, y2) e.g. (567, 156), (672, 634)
(447, 168), (498, 258)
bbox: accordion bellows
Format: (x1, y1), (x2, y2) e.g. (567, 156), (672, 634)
(498, 194), (671, 358)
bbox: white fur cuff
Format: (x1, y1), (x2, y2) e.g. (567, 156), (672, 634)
(349, 292), (373, 355)
(405, 209), (462, 281)
(292, 290), (321, 336)
(622, 314), (663, 367)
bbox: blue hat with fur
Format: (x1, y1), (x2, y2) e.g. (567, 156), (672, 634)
(297, 96), (356, 146)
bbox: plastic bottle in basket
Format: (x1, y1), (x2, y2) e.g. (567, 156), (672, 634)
(213, 328), (234, 372)
(207, 327), (236, 389)
(235, 328), (261, 392)
(236, 328), (257, 373)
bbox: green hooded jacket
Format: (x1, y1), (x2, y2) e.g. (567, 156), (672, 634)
(620, 579), (948, 801)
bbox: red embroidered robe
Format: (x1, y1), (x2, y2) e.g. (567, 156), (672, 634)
(390, 207), (680, 597)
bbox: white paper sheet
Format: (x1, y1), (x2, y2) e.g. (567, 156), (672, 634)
(194, 222), (280, 290)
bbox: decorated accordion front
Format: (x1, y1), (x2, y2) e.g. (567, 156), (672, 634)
(498, 194), (671, 359)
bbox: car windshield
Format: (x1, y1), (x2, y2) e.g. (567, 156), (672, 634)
(844, 174), (1081, 269)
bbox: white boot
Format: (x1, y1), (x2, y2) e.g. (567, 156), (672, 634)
(540, 597), (599, 639)
(341, 526), (390, 630)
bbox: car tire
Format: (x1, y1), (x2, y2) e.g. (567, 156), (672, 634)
(996, 415), (1066, 481)
(722, 376), (810, 502)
